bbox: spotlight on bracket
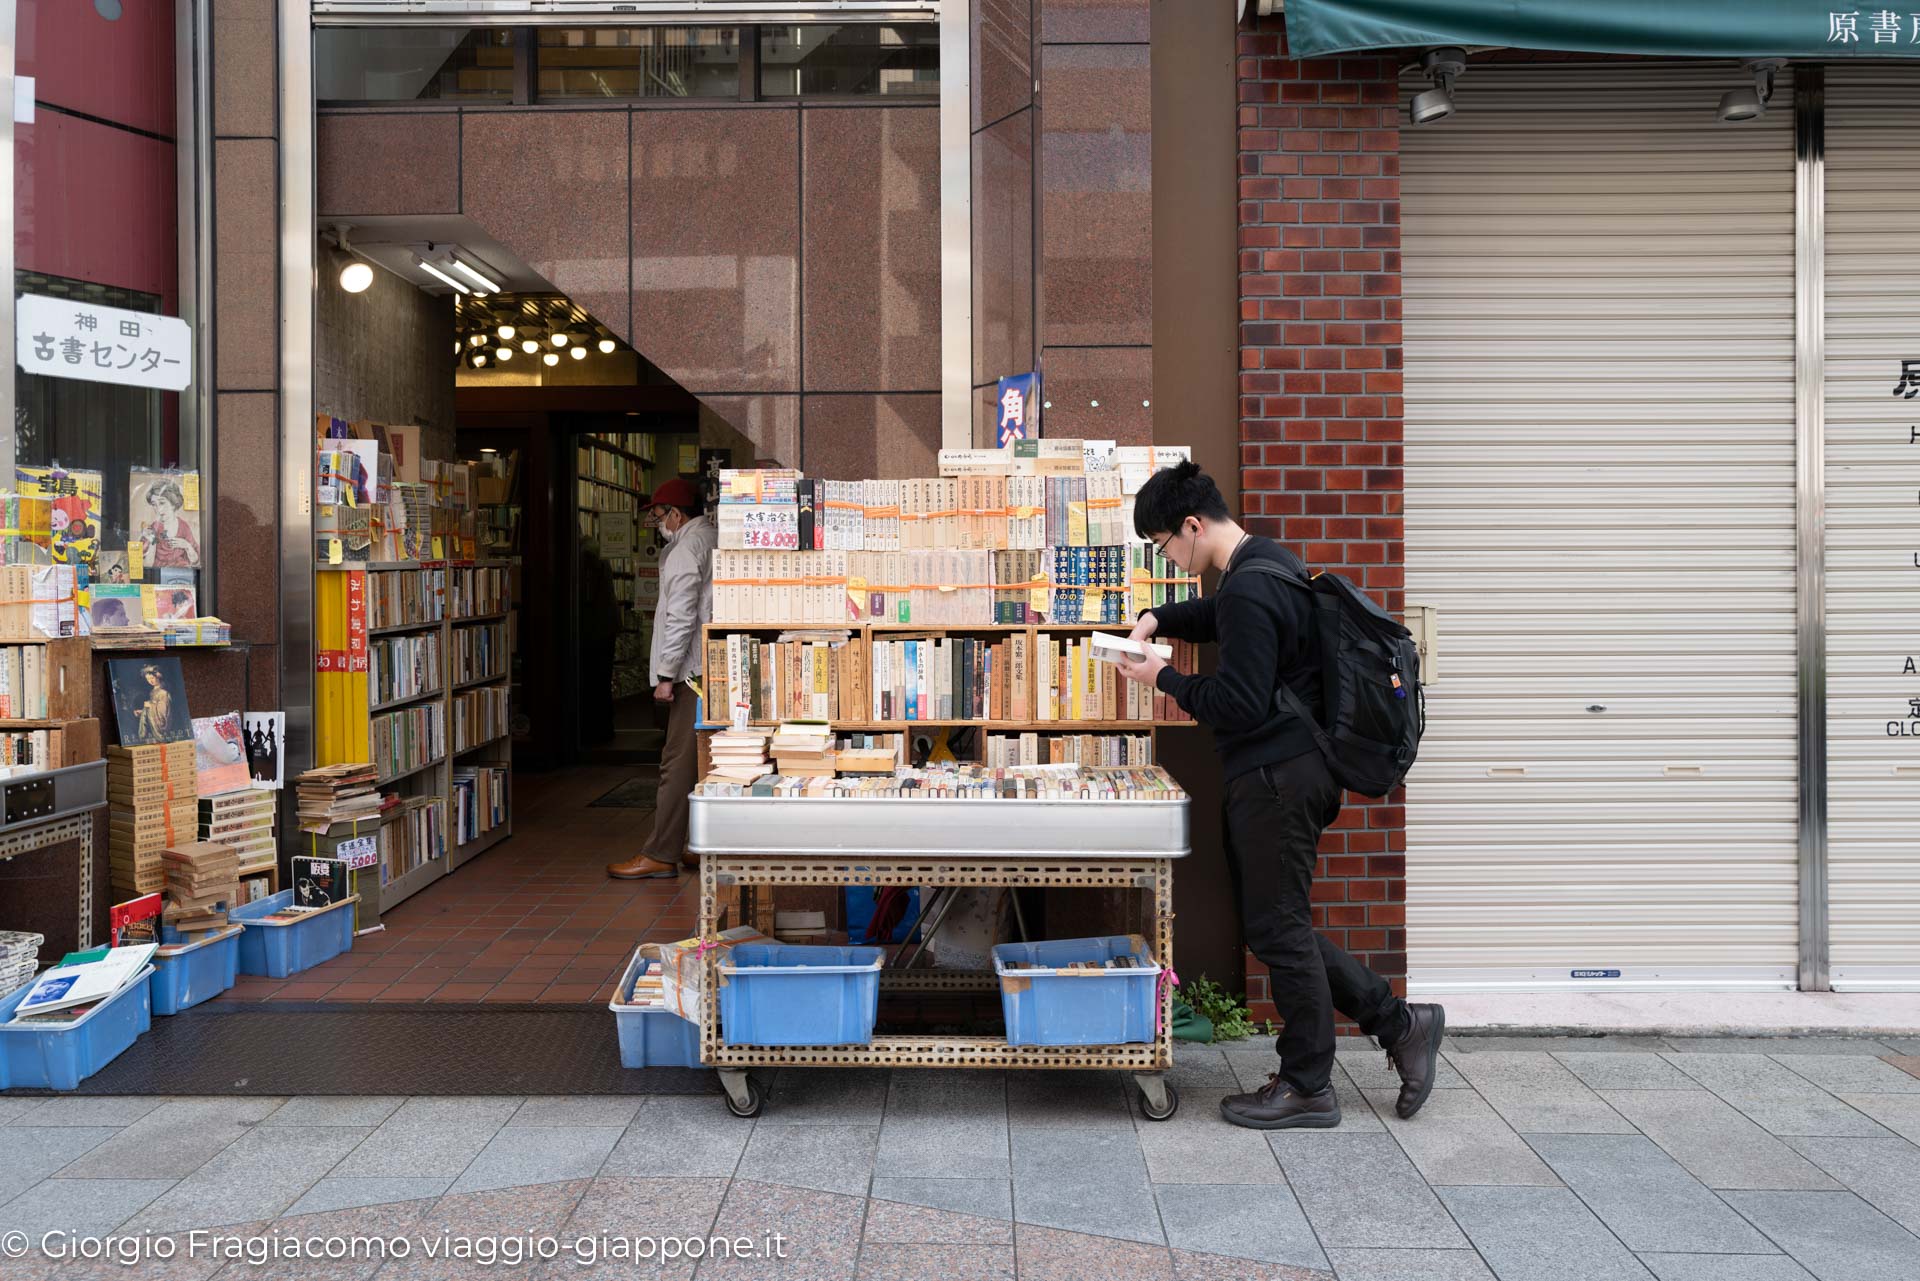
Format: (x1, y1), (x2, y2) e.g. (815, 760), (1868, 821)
(1719, 59), (1785, 122)
(1409, 47), (1466, 126)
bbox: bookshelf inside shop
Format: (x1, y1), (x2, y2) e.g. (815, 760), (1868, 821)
(469, 447), (527, 746)
(576, 432), (658, 707)
(312, 419), (517, 913)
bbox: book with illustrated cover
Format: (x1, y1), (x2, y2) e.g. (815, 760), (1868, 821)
(191, 711), (251, 797)
(289, 856), (351, 912)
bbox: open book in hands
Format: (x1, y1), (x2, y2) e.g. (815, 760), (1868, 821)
(1088, 631), (1174, 664)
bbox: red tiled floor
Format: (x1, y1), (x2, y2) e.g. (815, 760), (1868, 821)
(434, 983), (495, 1001)
(483, 982), (546, 1001)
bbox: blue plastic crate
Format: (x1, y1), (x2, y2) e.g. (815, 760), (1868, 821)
(992, 935), (1162, 1047)
(609, 950), (703, 1068)
(718, 943), (884, 1046)
(151, 925), (243, 1015)
(0, 967), (155, 1091)
(229, 890), (358, 979)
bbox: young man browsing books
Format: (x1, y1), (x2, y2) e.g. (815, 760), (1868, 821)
(608, 478), (715, 881)
(1113, 461), (1445, 1130)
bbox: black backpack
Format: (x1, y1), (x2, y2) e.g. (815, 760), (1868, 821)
(1235, 559), (1425, 798)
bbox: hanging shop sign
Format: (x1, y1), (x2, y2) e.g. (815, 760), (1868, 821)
(15, 294), (191, 393)
(995, 372), (1040, 446)
(1282, 0), (1920, 59)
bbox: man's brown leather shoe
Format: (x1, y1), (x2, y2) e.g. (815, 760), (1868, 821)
(1219, 1074), (1341, 1130)
(1386, 1002), (1446, 1119)
(606, 854), (680, 880)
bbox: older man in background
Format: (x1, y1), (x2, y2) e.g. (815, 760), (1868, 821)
(607, 476), (715, 880)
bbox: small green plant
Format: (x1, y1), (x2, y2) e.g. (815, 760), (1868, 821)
(1183, 974), (1265, 1042)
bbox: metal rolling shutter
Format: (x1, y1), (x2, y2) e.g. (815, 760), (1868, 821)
(1825, 67), (1920, 991)
(1401, 65), (1801, 991)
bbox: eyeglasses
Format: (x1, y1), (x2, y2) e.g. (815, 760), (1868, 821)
(1153, 524), (1189, 558)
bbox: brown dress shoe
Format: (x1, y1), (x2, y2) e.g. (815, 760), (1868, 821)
(606, 854), (680, 880)
(1219, 1074), (1341, 1130)
(1386, 1002), (1447, 1119)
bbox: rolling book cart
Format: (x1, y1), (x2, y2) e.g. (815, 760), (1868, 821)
(689, 620), (1193, 1121)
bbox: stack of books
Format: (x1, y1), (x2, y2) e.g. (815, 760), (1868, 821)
(88, 624), (164, 650)
(107, 742), (199, 897)
(161, 616), (232, 646)
(696, 762), (1188, 801)
(294, 763), (382, 833)
(769, 721), (834, 777)
(9, 943), (156, 1023)
(0, 930), (42, 994)
(705, 728), (770, 785)
(199, 790), (277, 877)
(834, 732), (901, 773)
(163, 841), (240, 934)
(717, 468), (801, 550)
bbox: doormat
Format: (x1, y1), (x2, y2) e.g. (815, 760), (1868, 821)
(1, 1006), (715, 1096)
(591, 778), (658, 808)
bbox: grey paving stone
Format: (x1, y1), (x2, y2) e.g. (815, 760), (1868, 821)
(1268, 1133), (1465, 1249)
(1476, 1084), (1638, 1135)
(1722, 1190), (1920, 1281)
(1715, 1092), (1895, 1138)
(386, 1096), (525, 1127)
(1835, 1093), (1920, 1144)
(1638, 1257), (1814, 1281)
(122, 1124), (370, 1232)
(876, 1071), (1010, 1181)
(1524, 1133), (1775, 1253)
(1449, 1036), (1671, 1054)
(1664, 1038), (1893, 1056)
(324, 1116), (504, 1181)
(1786, 1135), (1920, 1235)
(869, 1176), (1012, 1222)
(1883, 1038), (1920, 1056)
(282, 1176), (452, 1215)
(1136, 1088), (1288, 1185)
(1445, 1050), (1581, 1089)
(0, 1098), (43, 1124)
(602, 1096), (749, 1179)
(1004, 1069), (1135, 1131)
(57, 1098), (285, 1179)
(8, 1097), (166, 1127)
(0, 1178), (175, 1237)
(1597, 1090), (1839, 1191)
(446, 1125), (623, 1195)
(1438, 1185), (1656, 1281)
(761, 1068), (890, 1125)
(1325, 1248), (1497, 1281)
(1225, 1056), (1384, 1132)
(261, 1096), (405, 1128)
(506, 1096), (648, 1128)
(1553, 1053), (1700, 1091)
(1662, 1053), (1811, 1094)
(1775, 1054), (1920, 1095)
(1167, 1043), (1241, 1090)
(735, 1123), (877, 1197)
(1010, 1127), (1163, 1246)
(1154, 1183), (1327, 1271)
(1362, 1087), (1559, 1186)
(0, 1127), (121, 1203)
(854, 1242), (1013, 1281)
(544, 1175), (726, 1280)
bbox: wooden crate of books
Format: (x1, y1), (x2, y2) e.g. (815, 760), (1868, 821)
(0, 716), (101, 770)
(0, 635), (93, 721)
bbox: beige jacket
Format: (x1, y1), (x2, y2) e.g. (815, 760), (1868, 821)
(648, 512), (716, 686)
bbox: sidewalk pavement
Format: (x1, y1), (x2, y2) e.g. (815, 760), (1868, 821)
(3, 1035), (1920, 1280)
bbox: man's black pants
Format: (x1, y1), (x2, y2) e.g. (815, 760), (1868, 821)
(1224, 749), (1408, 1095)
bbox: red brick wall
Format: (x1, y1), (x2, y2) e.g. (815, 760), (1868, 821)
(1235, 22), (1406, 1027)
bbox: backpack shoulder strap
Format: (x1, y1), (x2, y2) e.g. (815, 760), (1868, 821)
(1228, 557), (1341, 754)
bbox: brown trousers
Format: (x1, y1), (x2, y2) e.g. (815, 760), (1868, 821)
(640, 685), (699, 864)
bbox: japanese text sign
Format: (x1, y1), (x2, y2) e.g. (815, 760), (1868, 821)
(996, 371), (1040, 446)
(16, 294), (191, 392)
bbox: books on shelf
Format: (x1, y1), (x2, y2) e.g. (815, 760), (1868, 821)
(986, 732), (1152, 767)
(452, 765), (508, 846)
(379, 795), (445, 884)
(871, 634), (1025, 723)
(717, 468), (801, 550)
(450, 620), (507, 684)
(369, 629), (442, 707)
(371, 702), (443, 780)
(704, 632), (863, 726)
(293, 762), (381, 833)
(1032, 634), (1194, 724)
(1088, 631), (1174, 663)
(365, 566), (445, 629)
(448, 565), (509, 618)
(452, 685), (508, 752)
(695, 762), (1187, 801)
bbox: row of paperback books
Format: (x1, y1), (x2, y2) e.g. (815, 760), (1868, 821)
(452, 765), (508, 845)
(711, 546), (1198, 626)
(448, 565), (509, 617)
(452, 685), (509, 752)
(695, 762), (1188, 800)
(705, 632), (864, 726)
(1034, 634), (1194, 724)
(369, 631), (442, 707)
(380, 794), (445, 884)
(367, 565), (444, 629)
(451, 620), (507, 684)
(371, 703), (443, 781)
(986, 732), (1152, 767)
(872, 634), (1194, 724)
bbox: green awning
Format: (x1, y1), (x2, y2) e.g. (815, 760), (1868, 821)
(1282, 1), (1920, 60)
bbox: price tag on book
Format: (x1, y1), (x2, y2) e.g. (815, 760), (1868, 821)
(846, 575), (867, 615)
(336, 835), (378, 870)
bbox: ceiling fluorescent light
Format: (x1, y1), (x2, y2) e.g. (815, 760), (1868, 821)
(415, 258), (469, 294)
(448, 255), (500, 294)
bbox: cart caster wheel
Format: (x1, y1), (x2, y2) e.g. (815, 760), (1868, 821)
(723, 1076), (764, 1118)
(1140, 1083), (1179, 1122)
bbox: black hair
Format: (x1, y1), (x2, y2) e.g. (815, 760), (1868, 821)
(672, 501), (703, 521)
(1132, 460), (1230, 540)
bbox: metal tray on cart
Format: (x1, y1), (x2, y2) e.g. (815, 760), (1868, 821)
(689, 794), (1189, 859)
